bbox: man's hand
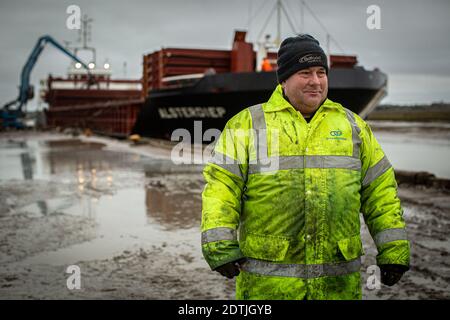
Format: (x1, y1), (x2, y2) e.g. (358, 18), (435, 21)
(379, 264), (409, 286)
(214, 258), (247, 279)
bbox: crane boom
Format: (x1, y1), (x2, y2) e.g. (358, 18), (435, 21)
(1, 35), (92, 129)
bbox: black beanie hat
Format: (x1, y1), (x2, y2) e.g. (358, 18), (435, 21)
(277, 34), (328, 83)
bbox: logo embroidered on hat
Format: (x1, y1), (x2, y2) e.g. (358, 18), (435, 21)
(299, 53), (323, 64)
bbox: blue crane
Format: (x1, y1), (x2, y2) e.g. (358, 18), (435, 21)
(1, 35), (92, 129)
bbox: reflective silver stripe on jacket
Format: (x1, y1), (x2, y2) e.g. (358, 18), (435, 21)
(249, 155), (304, 174)
(374, 228), (408, 247)
(208, 151), (244, 180)
(306, 155), (361, 170)
(344, 108), (361, 159)
(241, 257), (361, 278)
(248, 155), (361, 174)
(248, 104), (361, 174)
(362, 155), (392, 187)
(248, 104), (267, 161)
(201, 227), (237, 245)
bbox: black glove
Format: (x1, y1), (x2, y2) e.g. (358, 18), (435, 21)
(214, 258), (247, 279)
(379, 264), (409, 286)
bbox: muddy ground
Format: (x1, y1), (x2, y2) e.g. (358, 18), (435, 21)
(0, 130), (449, 300)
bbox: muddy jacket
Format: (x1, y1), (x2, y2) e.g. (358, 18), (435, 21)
(201, 84), (410, 300)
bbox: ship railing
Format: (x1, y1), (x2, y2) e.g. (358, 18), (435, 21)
(162, 73), (205, 88)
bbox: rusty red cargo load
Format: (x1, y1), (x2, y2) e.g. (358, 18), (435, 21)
(231, 31), (255, 73)
(142, 31), (258, 93)
(43, 74), (144, 137)
(143, 48), (230, 92)
(46, 98), (143, 137)
(44, 76), (143, 107)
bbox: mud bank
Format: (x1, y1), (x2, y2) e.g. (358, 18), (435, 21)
(0, 131), (449, 299)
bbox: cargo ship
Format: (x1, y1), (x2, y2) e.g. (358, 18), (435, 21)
(43, 6), (387, 140)
(43, 30), (387, 140)
(132, 30), (387, 139)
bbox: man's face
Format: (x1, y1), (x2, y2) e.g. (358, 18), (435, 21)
(282, 66), (328, 115)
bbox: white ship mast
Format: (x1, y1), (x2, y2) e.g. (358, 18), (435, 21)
(68, 15), (111, 76)
(254, 0), (345, 70)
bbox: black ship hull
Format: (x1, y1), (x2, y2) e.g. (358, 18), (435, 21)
(133, 68), (387, 140)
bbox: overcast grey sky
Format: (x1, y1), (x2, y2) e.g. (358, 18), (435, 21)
(1, 0), (449, 110)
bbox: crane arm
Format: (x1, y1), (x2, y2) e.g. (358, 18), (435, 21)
(6, 35), (91, 111)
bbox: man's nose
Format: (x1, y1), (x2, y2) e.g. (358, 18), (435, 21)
(308, 72), (320, 85)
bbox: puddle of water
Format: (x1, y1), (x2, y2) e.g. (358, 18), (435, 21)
(145, 184), (202, 230)
(1, 137), (203, 266)
(0, 138), (144, 181)
(375, 130), (450, 179)
(19, 197), (74, 217)
(19, 187), (201, 266)
(41, 139), (105, 150)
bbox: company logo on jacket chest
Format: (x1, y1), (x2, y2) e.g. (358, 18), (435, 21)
(327, 129), (347, 140)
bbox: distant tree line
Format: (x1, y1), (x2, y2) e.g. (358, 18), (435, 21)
(368, 102), (450, 122)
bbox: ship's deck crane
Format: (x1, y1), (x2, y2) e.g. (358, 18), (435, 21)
(1, 35), (92, 129)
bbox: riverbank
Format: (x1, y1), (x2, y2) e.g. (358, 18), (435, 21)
(367, 103), (450, 122)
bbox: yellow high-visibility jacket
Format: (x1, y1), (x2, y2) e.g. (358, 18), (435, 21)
(201, 84), (410, 300)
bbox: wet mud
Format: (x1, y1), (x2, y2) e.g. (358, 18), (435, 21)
(0, 131), (448, 299)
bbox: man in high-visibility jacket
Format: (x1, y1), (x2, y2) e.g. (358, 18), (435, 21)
(201, 34), (410, 300)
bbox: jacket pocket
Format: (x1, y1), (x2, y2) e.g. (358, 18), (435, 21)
(337, 234), (364, 261)
(241, 233), (290, 262)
